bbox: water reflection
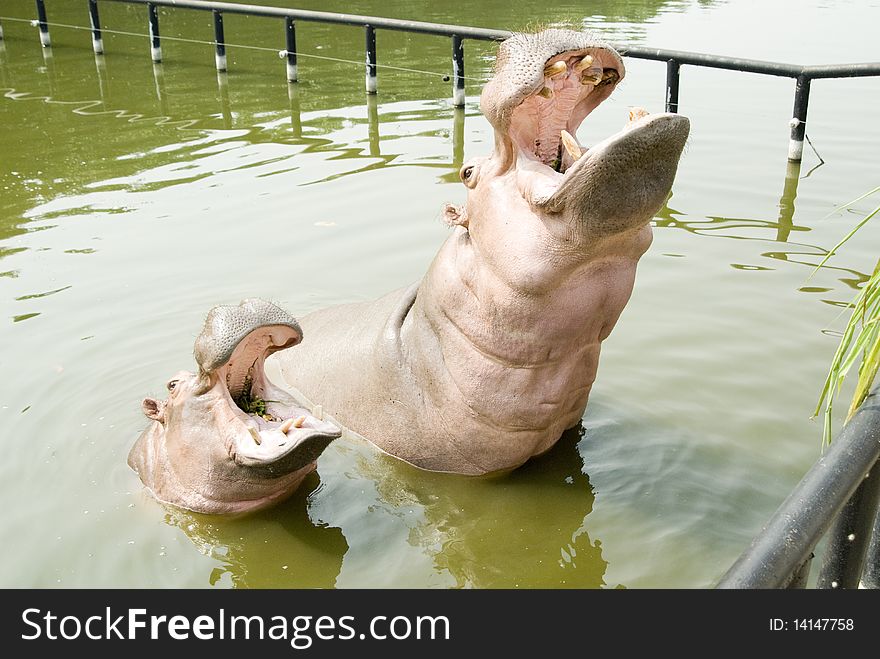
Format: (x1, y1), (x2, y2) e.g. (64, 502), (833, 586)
(453, 106), (465, 169)
(163, 472), (347, 588)
(287, 82), (302, 138)
(309, 425), (607, 588)
(151, 61), (166, 114)
(217, 71), (232, 129)
(655, 158), (868, 293)
(367, 93), (380, 157)
(94, 53), (109, 106)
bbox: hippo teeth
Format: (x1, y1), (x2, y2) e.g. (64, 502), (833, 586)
(279, 416), (306, 434)
(627, 106), (650, 126)
(543, 61), (567, 78)
(560, 130), (583, 161)
(572, 55), (594, 73)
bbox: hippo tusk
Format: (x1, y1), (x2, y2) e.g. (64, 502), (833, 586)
(580, 71), (602, 86)
(538, 86), (554, 99)
(248, 427), (262, 445)
(560, 130), (583, 161)
(543, 61), (567, 78)
(572, 55), (594, 73)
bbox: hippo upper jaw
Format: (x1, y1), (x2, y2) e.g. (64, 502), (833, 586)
(481, 30), (625, 174)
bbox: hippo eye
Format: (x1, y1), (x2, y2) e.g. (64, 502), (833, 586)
(461, 166), (474, 181)
(166, 379), (178, 392)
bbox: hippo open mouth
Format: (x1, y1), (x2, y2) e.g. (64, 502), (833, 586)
(479, 30), (689, 231)
(193, 299), (341, 473)
(130, 299), (341, 514)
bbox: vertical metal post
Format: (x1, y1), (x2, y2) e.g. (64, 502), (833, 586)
(452, 34), (465, 107)
(148, 3), (162, 63)
(212, 10), (226, 71)
(88, 0), (103, 55)
(665, 59), (680, 113)
(284, 17), (297, 82)
(816, 462), (880, 589)
(365, 25), (377, 94)
(35, 0), (51, 48)
(788, 74), (811, 162)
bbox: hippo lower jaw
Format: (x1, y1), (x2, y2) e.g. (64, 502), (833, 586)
(211, 325), (340, 474)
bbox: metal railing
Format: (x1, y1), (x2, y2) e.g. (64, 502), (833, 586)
(2, 0), (878, 162)
(718, 383), (880, 589)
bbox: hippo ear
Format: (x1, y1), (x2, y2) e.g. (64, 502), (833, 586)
(442, 203), (468, 228)
(142, 398), (166, 423)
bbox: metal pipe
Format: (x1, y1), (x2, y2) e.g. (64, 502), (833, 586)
(365, 24), (377, 94)
(452, 34), (465, 107)
(34, 0), (50, 48)
(665, 59), (680, 113)
(803, 62), (880, 79)
(105, 0), (511, 41)
(284, 17), (297, 82)
(717, 382), (880, 588)
(784, 555), (813, 589)
(618, 44), (803, 77)
(148, 3), (162, 62)
(788, 75), (811, 162)
(816, 457), (880, 588)
(862, 506), (880, 588)
(0, 18), (4, 41)
(98, 0), (880, 80)
(212, 9), (226, 71)
(88, 0), (104, 55)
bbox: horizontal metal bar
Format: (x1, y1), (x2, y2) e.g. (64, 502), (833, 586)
(104, 0), (512, 40)
(101, 1), (879, 81)
(618, 46), (804, 78)
(717, 382), (880, 589)
(802, 62), (880, 79)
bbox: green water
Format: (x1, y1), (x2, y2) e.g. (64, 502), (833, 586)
(1, 0), (879, 588)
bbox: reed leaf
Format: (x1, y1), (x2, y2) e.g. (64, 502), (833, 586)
(815, 190), (880, 446)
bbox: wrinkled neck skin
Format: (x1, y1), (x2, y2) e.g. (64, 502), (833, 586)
(398, 150), (652, 475)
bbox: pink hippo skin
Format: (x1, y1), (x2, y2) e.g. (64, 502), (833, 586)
(129, 299), (341, 514)
(273, 29), (690, 475)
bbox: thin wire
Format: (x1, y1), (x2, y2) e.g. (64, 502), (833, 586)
(804, 132), (825, 165)
(0, 15), (488, 82)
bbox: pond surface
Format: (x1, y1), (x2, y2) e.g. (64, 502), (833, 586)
(1, 0), (879, 588)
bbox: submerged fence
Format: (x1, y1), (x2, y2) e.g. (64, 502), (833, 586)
(3, 1), (880, 588)
(2, 0), (880, 161)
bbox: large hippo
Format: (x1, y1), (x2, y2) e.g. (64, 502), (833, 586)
(129, 299), (341, 514)
(273, 29), (689, 475)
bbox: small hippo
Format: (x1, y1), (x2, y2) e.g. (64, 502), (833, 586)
(129, 299), (341, 514)
(275, 29), (689, 475)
